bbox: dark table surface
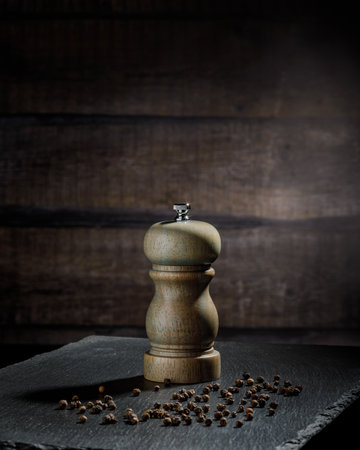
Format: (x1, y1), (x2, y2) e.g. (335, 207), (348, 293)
(0, 336), (359, 449)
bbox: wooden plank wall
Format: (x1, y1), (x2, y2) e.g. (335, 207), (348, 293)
(1, 1), (359, 346)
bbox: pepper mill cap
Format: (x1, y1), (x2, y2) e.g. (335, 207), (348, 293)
(144, 203), (221, 266)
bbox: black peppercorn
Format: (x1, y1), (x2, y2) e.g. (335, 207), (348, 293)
(203, 386), (211, 394)
(274, 374), (281, 382)
(247, 378), (255, 386)
(132, 388), (141, 397)
(202, 404), (210, 413)
(194, 406), (202, 415)
(202, 394), (210, 402)
(217, 403), (226, 411)
(59, 400), (68, 409)
(284, 380), (292, 387)
(235, 419), (243, 428)
(205, 417), (213, 426)
(197, 413), (206, 423)
(163, 417), (172, 426)
(226, 397), (234, 405)
(241, 399), (248, 405)
(235, 379), (244, 387)
(269, 401), (279, 409)
(212, 383), (220, 391)
(194, 395), (201, 402)
(220, 417), (228, 426)
(251, 400), (258, 408)
(86, 401), (94, 409)
(141, 412), (150, 421)
(223, 409), (230, 416)
(237, 405), (244, 413)
(184, 415), (192, 425)
(231, 411), (237, 418)
(104, 395), (113, 402)
(102, 413), (118, 424)
(256, 376), (265, 383)
(268, 408), (275, 416)
(214, 411), (223, 420)
(171, 417), (181, 426)
(107, 400), (117, 410)
(246, 412), (254, 421)
(78, 406), (86, 414)
(220, 389), (228, 398)
(243, 372), (251, 379)
(78, 415), (87, 423)
(258, 399), (266, 408)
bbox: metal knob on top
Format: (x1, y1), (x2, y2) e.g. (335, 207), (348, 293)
(173, 202), (191, 221)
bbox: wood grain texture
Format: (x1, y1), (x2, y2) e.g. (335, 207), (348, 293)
(1, 118), (359, 220)
(0, 16), (359, 118)
(0, 222), (359, 331)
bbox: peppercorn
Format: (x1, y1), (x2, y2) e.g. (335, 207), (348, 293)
(72, 395), (79, 402)
(235, 419), (243, 428)
(78, 415), (87, 423)
(274, 374), (281, 381)
(269, 401), (279, 409)
(251, 393), (258, 400)
(68, 401), (76, 410)
(132, 388), (141, 397)
(264, 382), (272, 390)
(194, 406), (202, 415)
(58, 399), (68, 410)
(271, 386), (278, 394)
(107, 400), (117, 410)
(235, 379), (244, 388)
(164, 378), (171, 386)
(220, 389), (228, 398)
(202, 394), (210, 402)
(246, 378), (254, 386)
(231, 411), (237, 418)
(241, 399), (248, 405)
(268, 408), (275, 416)
(187, 401), (196, 411)
(203, 386), (211, 394)
(217, 403), (226, 411)
(202, 404), (210, 413)
(246, 413), (254, 421)
(153, 385), (160, 392)
(243, 372), (251, 379)
(214, 411), (223, 420)
(78, 406), (86, 414)
(255, 384), (263, 392)
(183, 407), (190, 415)
(258, 399), (266, 408)
(223, 409), (230, 416)
(251, 400), (258, 408)
(104, 395), (113, 403)
(228, 386), (239, 394)
(171, 417), (181, 426)
(188, 389), (196, 396)
(295, 384), (303, 392)
(86, 401), (94, 409)
(91, 405), (102, 414)
(154, 402), (161, 409)
(102, 413), (118, 424)
(245, 407), (254, 415)
(284, 380), (292, 387)
(163, 417), (172, 426)
(237, 405), (244, 413)
(124, 408), (134, 419)
(205, 417), (213, 426)
(273, 380), (279, 386)
(226, 397), (234, 405)
(172, 392), (179, 400)
(141, 412), (150, 421)
(220, 417), (227, 426)
(197, 413), (205, 423)
(293, 387), (301, 396)
(184, 415), (192, 425)
(194, 395), (201, 402)
(256, 376), (265, 383)
(245, 390), (252, 398)
(212, 383), (220, 391)
(285, 387), (294, 396)
(278, 386), (286, 395)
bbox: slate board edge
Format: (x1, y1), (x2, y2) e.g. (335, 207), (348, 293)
(276, 382), (360, 449)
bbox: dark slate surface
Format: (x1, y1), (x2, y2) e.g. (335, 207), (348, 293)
(0, 336), (359, 450)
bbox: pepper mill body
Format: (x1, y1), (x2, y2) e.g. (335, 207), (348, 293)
(143, 203), (221, 383)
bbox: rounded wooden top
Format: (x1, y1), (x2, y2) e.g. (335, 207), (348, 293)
(144, 219), (221, 266)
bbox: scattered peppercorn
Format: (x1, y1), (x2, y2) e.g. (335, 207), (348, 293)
(247, 378), (255, 386)
(130, 415), (139, 425)
(202, 394), (210, 402)
(102, 413), (118, 424)
(245, 407), (254, 415)
(256, 376), (265, 383)
(132, 388), (141, 397)
(235, 419), (243, 428)
(268, 408), (275, 416)
(91, 405), (102, 414)
(212, 383), (220, 391)
(217, 403), (226, 411)
(243, 372), (251, 379)
(226, 397), (234, 405)
(58, 400), (68, 409)
(78, 406), (86, 414)
(269, 401), (279, 409)
(197, 413), (205, 423)
(274, 374), (281, 381)
(163, 417), (172, 426)
(251, 400), (258, 408)
(107, 400), (117, 410)
(86, 401), (94, 409)
(214, 411), (223, 420)
(154, 385), (160, 391)
(171, 416), (181, 426)
(203, 386), (211, 394)
(205, 418), (213, 426)
(284, 380), (292, 387)
(184, 415), (192, 425)
(72, 395), (79, 402)
(223, 409), (230, 417)
(194, 406), (202, 415)
(220, 417), (228, 426)
(141, 412), (150, 421)
(194, 395), (201, 402)
(202, 404), (210, 413)
(231, 411), (237, 418)
(220, 389), (228, 398)
(78, 415), (87, 423)
(104, 395), (113, 402)
(258, 399), (266, 408)
(235, 379), (244, 387)
(241, 399), (248, 405)
(237, 405), (244, 413)
(246, 413), (254, 421)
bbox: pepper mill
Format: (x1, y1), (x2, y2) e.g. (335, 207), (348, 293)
(143, 203), (221, 383)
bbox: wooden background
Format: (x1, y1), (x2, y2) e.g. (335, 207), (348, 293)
(1, 0), (359, 347)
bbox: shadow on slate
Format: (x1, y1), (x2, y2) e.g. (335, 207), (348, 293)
(19, 375), (152, 404)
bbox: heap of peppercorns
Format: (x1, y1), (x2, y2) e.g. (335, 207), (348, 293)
(57, 373), (303, 427)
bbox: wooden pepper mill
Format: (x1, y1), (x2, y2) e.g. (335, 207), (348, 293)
(143, 203), (221, 383)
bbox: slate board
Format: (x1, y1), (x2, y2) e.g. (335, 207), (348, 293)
(0, 336), (359, 450)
